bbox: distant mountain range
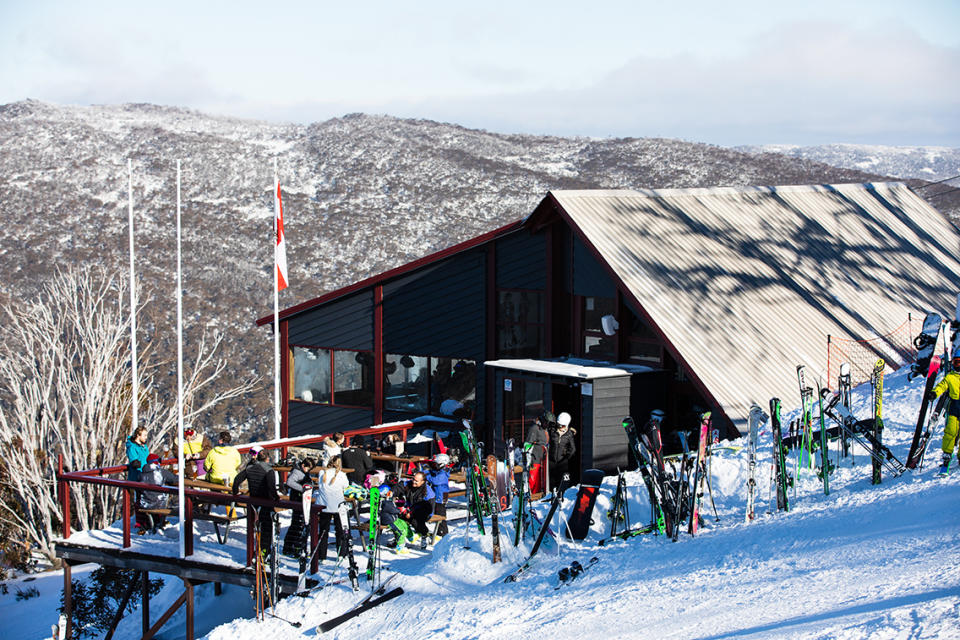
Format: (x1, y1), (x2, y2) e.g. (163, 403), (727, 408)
(1, 99), (956, 436)
(737, 143), (960, 181)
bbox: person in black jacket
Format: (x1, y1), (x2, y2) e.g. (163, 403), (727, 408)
(399, 471), (435, 545)
(340, 436), (375, 485)
(548, 412), (576, 491)
(232, 446), (280, 556)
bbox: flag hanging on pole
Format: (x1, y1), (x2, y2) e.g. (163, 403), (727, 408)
(275, 180), (288, 291)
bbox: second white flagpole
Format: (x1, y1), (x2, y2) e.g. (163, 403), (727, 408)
(176, 160), (186, 558)
(127, 160), (138, 435)
(273, 159), (281, 443)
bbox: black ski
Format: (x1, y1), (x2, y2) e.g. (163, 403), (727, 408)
(769, 398), (790, 512)
(907, 355), (943, 469)
(318, 587), (404, 633)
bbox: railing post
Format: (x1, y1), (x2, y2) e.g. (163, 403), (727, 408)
(58, 454), (71, 539)
(184, 496), (194, 557)
(122, 489), (131, 548)
(310, 504), (320, 575)
(246, 502), (255, 567)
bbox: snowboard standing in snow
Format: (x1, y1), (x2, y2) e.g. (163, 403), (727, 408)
(565, 468), (604, 540)
(745, 404), (767, 522)
(769, 398), (790, 512)
(910, 313), (943, 380)
(907, 355), (943, 469)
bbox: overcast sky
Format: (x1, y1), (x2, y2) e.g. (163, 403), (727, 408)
(1, 0), (958, 146)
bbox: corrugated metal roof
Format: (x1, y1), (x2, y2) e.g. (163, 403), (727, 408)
(550, 182), (960, 430)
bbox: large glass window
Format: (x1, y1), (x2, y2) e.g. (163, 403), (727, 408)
(496, 290), (544, 358)
(291, 346), (373, 407)
(384, 354), (429, 412)
(334, 350), (374, 407)
(292, 346), (331, 403)
(627, 309), (662, 366)
(581, 296), (617, 360)
(383, 354), (476, 416)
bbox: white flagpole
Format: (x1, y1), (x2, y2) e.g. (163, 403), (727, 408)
(273, 159), (281, 442)
(176, 160), (186, 558)
(127, 159), (138, 434)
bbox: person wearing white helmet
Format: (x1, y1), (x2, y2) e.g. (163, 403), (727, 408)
(548, 411), (577, 490)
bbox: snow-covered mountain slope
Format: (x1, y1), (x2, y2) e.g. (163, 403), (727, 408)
(4, 364), (959, 639)
(0, 99), (953, 436)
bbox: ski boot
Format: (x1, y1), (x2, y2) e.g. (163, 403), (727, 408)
(938, 452), (952, 476)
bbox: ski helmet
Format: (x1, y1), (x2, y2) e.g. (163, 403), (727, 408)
(650, 409), (665, 421)
(557, 412), (572, 427)
(433, 453), (450, 466)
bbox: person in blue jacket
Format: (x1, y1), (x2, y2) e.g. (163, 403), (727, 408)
(125, 426), (150, 481)
(424, 454), (451, 538)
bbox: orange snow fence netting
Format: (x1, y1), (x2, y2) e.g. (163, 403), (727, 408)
(826, 318), (914, 388)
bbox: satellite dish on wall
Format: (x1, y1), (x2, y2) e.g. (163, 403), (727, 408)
(601, 314), (620, 336)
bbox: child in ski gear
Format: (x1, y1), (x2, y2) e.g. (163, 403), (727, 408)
(135, 453), (177, 531)
(424, 454), (451, 537)
(524, 412), (551, 494)
(232, 447), (281, 554)
(282, 456), (317, 557)
(125, 426), (149, 481)
(929, 354), (960, 472)
(377, 484), (411, 550)
(314, 455), (350, 562)
(204, 431), (241, 486)
(549, 412), (577, 490)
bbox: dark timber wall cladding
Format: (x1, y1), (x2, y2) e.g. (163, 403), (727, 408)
(288, 402), (373, 438)
(496, 229), (546, 290)
(573, 234), (616, 298)
(590, 376), (631, 472)
(382, 250), (486, 358)
(287, 291), (374, 350)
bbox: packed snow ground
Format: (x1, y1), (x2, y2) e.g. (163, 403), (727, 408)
(3, 365), (959, 639)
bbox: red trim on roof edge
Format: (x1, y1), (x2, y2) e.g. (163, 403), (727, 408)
(256, 218), (526, 326)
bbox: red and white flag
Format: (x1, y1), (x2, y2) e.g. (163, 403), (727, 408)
(275, 179), (288, 291)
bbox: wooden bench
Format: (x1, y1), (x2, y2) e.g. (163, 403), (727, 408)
(137, 508), (173, 534)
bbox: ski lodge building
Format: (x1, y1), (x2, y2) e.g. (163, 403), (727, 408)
(257, 182), (960, 478)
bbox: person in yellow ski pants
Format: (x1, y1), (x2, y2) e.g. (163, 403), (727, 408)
(929, 354), (960, 471)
